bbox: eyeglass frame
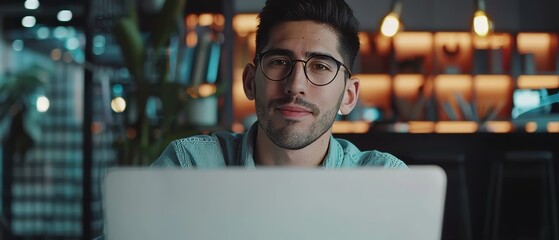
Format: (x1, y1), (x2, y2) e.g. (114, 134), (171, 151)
(254, 50), (353, 86)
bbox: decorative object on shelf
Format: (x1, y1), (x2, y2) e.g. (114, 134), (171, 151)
(179, 23), (226, 127)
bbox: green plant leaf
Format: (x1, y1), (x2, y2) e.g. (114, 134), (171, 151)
(151, 0), (187, 50)
(114, 17), (145, 82)
(159, 81), (183, 132)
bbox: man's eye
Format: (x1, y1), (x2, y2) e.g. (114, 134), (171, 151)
(317, 64), (329, 70)
(270, 59), (288, 65)
(310, 63), (332, 71)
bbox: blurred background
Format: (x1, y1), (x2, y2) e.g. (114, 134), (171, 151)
(1, 0), (558, 239)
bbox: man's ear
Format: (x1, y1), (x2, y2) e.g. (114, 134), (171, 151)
(338, 77), (360, 115)
(242, 63), (256, 100)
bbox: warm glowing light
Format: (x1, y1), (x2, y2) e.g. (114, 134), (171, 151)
(473, 10), (491, 37)
(517, 33), (555, 71)
(247, 33), (257, 55)
(232, 122), (245, 133)
(473, 33), (511, 49)
(186, 14), (198, 30)
(474, 75), (512, 91)
(434, 75), (473, 120)
(380, 13), (400, 37)
(355, 74), (392, 108)
(111, 97), (127, 113)
(214, 14), (225, 29)
(187, 84), (217, 98)
(548, 122), (559, 133)
(332, 121), (370, 133)
(36, 96), (50, 112)
(233, 68), (254, 123)
(394, 74), (424, 99)
(484, 121), (513, 133)
(198, 83), (217, 98)
(233, 14), (258, 37)
(435, 121), (478, 133)
(434, 75), (473, 99)
(408, 121), (435, 133)
(186, 88), (198, 98)
(394, 32), (433, 62)
(525, 122), (537, 133)
(186, 32), (198, 48)
(517, 75), (559, 89)
(474, 75), (513, 119)
(198, 14), (213, 26)
(434, 32), (472, 73)
(517, 33), (552, 53)
(374, 34), (392, 55)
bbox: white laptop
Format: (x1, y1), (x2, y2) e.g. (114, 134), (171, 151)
(102, 166), (446, 240)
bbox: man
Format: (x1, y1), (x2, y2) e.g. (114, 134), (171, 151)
(152, 0), (406, 168)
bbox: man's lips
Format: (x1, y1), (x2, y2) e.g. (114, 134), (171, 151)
(276, 105), (313, 118)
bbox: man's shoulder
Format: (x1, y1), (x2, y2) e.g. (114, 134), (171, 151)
(359, 150), (407, 168)
(169, 131), (244, 156)
(152, 131), (244, 167)
(334, 138), (407, 168)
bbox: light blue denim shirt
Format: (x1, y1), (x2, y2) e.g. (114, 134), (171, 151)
(151, 122), (407, 168)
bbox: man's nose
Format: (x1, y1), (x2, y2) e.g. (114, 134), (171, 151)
(284, 61), (308, 95)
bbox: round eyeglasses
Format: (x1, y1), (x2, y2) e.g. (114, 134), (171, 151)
(255, 51), (352, 86)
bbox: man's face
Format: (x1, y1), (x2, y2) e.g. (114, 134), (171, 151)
(250, 21), (350, 150)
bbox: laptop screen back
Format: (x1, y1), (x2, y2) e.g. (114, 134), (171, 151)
(103, 166), (446, 240)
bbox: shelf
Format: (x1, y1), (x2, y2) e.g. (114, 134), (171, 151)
(230, 23), (559, 133)
(332, 118), (559, 134)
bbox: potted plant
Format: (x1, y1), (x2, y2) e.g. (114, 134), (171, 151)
(113, 0), (196, 166)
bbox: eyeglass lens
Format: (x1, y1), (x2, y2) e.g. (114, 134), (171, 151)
(260, 53), (341, 86)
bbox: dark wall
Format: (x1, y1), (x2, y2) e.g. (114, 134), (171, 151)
(235, 0), (559, 32)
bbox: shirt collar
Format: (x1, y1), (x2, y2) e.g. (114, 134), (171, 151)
(322, 135), (344, 168)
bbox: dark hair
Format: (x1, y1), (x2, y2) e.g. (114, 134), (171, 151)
(256, 0), (360, 69)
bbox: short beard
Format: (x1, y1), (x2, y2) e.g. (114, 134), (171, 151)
(256, 95), (343, 150)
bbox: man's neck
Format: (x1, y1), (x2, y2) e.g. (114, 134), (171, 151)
(254, 125), (331, 167)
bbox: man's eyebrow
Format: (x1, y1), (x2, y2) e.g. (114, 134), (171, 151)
(263, 48), (336, 59)
(264, 48), (293, 56)
(306, 51), (335, 59)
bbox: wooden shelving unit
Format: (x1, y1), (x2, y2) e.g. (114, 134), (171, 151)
(230, 15), (559, 133)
